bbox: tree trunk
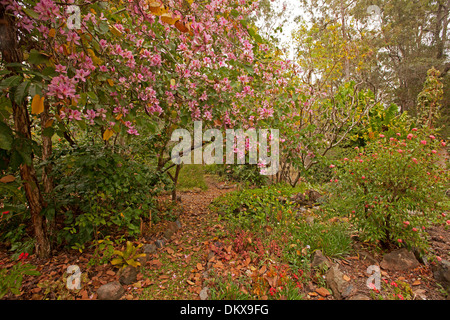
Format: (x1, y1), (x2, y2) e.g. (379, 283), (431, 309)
(1, 5), (51, 259)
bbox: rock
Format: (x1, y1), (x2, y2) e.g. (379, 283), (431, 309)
(291, 189), (323, 206)
(348, 293), (371, 300)
(119, 265), (138, 285)
(306, 216), (315, 226)
(143, 243), (157, 254)
(380, 248), (420, 271)
(306, 189), (322, 203)
(136, 254), (148, 266)
(311, 250), (331, 269)
(175, 219), (182, 230)
(155, 239), (166, 248)
(164, 228), (175, 239)
(431, 259), (450, 294)
(325, 264), (353, 300)
(97, 281), (125, 300)
(341, 284), (355, 298)
(199, 287), (209, 300)
(412, 288), (427, 300)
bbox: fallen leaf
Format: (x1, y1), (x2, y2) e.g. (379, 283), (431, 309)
(106, 270), (115, 276)
(343, 274), (351, 282)
(316, 287), (330, 297)
(412, 280), (421, 286)
(186, 280), (195, 286)
(259, 265), (267, 275)
(166, 247), (175, 254)
(197, 263), (203, 271)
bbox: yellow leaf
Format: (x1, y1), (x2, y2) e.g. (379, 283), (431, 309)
(170, 79), (176, 87)
(148, 1), (167, 15)
(161, 12), (180, 25)
(44, 119), (54, 128)
(107, 79), (114, 86)
(48, 28), (56, 38)
(31, 95), (44, 115)
(109, 25), (122, 36)
(103, 129), (114, 141)
(115, 114), (123, 120)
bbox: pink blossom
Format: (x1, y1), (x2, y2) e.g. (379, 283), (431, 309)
(411, 158), (418, 164)
(379, 134), (385, 138)
(47, 75), (77, 100)
(412, 228), (418, 232)
(329, 164), (335, 168)
(429, 135), (435, 140)
(407, 134), (413, 140)
(412, 128), (418, 132)
(420, 140), (427, 145)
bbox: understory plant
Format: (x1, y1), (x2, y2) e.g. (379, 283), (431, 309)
(326, 127), (449, 252)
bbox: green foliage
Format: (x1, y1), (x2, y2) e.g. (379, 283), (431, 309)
(348, 103), (411, 147)
(49, 144), (168, 246)
(208, 273), (253, 300)
(207, 164), (268, 187)
(173, 164), (208, 191)
(325, 127), (449, 251)
(88, 235), (125, 267)
(210, 184), (304, 230)
(417, 67), (444, 130)
(0, 262), (40, 299)
(111, 241), (146, 269)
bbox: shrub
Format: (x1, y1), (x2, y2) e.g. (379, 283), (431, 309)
(49, 144), (169, 246)
(326, 127), (449, 251)
(206, 164), (268, 187)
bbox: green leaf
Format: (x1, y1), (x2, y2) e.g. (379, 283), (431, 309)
(0, 75), (22, 90)
(14, 80), (30, 105)
(22, 8), (40, 19)
(0, 121), (14, 151)
(27, 50), (49, 65)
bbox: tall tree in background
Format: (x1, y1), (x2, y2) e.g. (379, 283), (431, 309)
(294, 0), (450, 137)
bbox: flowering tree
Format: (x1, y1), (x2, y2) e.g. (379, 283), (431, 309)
(0, 0), (273, 258)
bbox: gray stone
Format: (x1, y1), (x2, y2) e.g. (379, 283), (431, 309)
(342, 284), (355, 298)
(326, 264), (353, 300)
(97, 281), (125, 300)
(155, 239), (166, 248)
(119, 265), (138, 285)
(143, 243), (157, 254)
(311, 250), (331, 269)
(175, 219), (182, 230)
(431, 259), (450, 294)
(200, 287), (209, 300)
(348, 293), (371, 300)
(164, 228), (175, 239)
(380, 248), (420, 271)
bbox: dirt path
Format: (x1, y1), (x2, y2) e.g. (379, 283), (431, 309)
(136, 176), (236, 300)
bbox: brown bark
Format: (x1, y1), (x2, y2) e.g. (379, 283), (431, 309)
(1, 5), (51, 259)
